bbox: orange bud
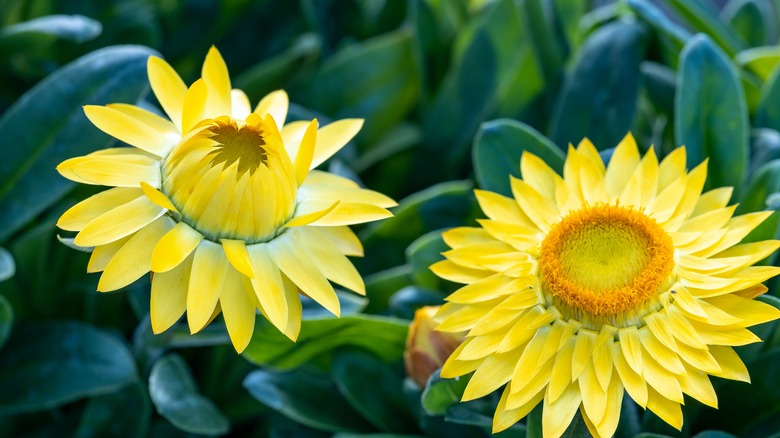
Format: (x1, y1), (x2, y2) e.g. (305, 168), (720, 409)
(404, 306), (464, 387)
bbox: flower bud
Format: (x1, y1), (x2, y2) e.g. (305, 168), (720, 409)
(404, 306), (464, 387)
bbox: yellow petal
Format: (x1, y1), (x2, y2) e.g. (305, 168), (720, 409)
(255, 90), (289, 130)
(285, 202), (339, 228)
(57, 152), (161, 188)
(58, 187), (143, 231)
(463, 348), (523, 401)
(679, 364), (717, 408)
(605, 133), (641, 198)
(579, 363), (608, 425)
(520, 151), (562, 199)
(510, 177), (559, 231)
(293, 119), (319, 185)
(318, 226), (363, 257)
(75, 196), (166, 247)
(84, 104), (178, 156)
(543, 381), (582, 438)
(642, 350), (684, 403)
(268, 230), (340, 316)
(493, 385), (544, 434)
(595, 376), (623, 438)
(201, 46), (232, 117)
(98, 217), (173, 291)
(231, 89), (251, 120)
(309, 119), (363, 168)
(646, 386), (683, 430)
(246, 244), (289, 332)
(140, 182), (179, 213)
(547, 337), (575, 403)
(181, 79), (208, 134)
(220, 267), (256, 353)
(296, 200), (392, 226)
(298, 182), (397, 208)
(618, 327), (643, 376)
(612, 342), (648, 407)
(87, 236), (131, 273)
(221, 239), (255, 278)
(187, 240), (230, 333)
(147, 56), (187, 131)
(281, 120), (309, 161)
(657, 147), (686, 192)
(692, 187), (733, 217)
(474, 189), (536, 228)
(709, 345), (750, 382)
(150, 253), (192, 333)
(151, 222), (203, 273)
(278, 273), (303, 341)
(296, 227), (365, 295)
(430, 259), (490, 284)
(572, 329), (596, 381)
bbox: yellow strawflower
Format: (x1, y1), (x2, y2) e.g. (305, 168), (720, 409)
(432, 134), (780, 437)
(56, 47), (395, 353)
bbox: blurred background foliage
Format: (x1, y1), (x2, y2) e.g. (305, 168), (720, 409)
(1, 0), (780, 437)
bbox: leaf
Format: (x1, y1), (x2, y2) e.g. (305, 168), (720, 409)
(550, 19), (648, 151)
(0, 45), (158, 242)
(148, 354), (229, 436)
(0, 14), (102, 46)
(750, 130), (780, 174)
(75, 383), (151, 438)
(664, 0), (744, 57)
(332, 350), (417, 433)
(364, 265), (414, 314)
(420, 371), (468, 416)
(675, 34), (749, 190)
(244, 367), (373, 433)
(692, 432), (738, 438)
(0, 294), (12, 350)
(722, 0), (771, 47)
(358, 181), (481, 274)
(736, 47), (780, 82)
(641, 62), (677, 115)
(243, 314), (408, 369)
(0, 246), (14, 281)
(473, 118), (564, 196)
(757, 67), (780, 131)
(0, 321), (137, 414)
(388, 286), (445, 320)
(406, 230), (449, 291)
(739, 159), (780, 243)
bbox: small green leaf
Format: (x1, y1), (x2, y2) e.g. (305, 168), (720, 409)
(364, 265), (414, 314)
(692, 432), (738, 438)
(388, 286), (444, 320)
(332, 350), (417, 433)
(244, 367), (373, 433)
(757, 67), (780, 131)
(420, 371), (468, 415)
(722, 0), (771, 47)
(75, 384), (151, 438)
(665, 0), (744, 57)
(0, 45), (158, 241)
(0, 14), (102, 46)
(0, 321), (138, 414)
(550, 20), (648, 151)
(0, 247), (14, 281)
(148, 354), (229, 436)
(675, 35), (749, 190)
(0, 295), (12, 350)
(243, 315), (408, 369)
(473, 119), (564, 197)
(736, 47), (780, 82)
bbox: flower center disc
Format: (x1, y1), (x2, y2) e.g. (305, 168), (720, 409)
(162, 116), (297, 243)
(538, 204), (674, 319)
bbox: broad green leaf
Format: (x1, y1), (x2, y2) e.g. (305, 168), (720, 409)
(388, 286), (444, 320)
(473, 118), (564, 196)
(148, 354), (229, 435)
(675, 35), (749, 190)
(736, 47), (780, 82)
(421, 0), (543, 176)
(244, 367), (373, 433)
(0, 246), (14, 281)
(243, 315), (408, 369)
(553, 0), (588, 49)
(692, 432), (738, 438)
(641, 62), (677, 115)
(550, 20), (648, 151)
(722, 0), (771, 47)
(0, 321), (137, 414)
(525, 0), (564, 83)
(301, 28), (419, 145)
(406, 230), (448, 291)
(750, 129), (780, 173)
(0, 14), (102, 47)
(757, 67), (780, 131)
(0, 294), (12, 350)
(740, 159), (780, 242)
(365, 265), (415, 314)
(75, 384), (151, 438)
(358, 181), (481, 274)
(665, 0), (744, 57)
(0, 45), (157, 241)
(420, 371), (468, 415)
(332, 350), (417, 433)
(628, 0), (690, 68)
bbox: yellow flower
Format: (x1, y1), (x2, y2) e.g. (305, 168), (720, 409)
(432, 134), (780, 438)
(56, 47), (396, 353)
(404, 306), (464, 387)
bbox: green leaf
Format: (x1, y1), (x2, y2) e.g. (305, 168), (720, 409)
(244, 367), (373, 433)
(736, 47), (780, 82)
(420, 371), (468, 415)
(406, 230), (448, 291)
(364, 265), (414, 314)
(473, 118), (564, 197)
(0, 45), (157, 241)
(148, 354), (229, 436)
(0, 246), (14, 281)
(641, 62), (677, 115)
(739, 159), (780, 243)
(243, 315), (408, 369)
(722, 0), (771, 47)
(692, 432), (738, 438)
(550, 19), (648, 151)
(301, 28), (419, 145)
(665, 0), (744, 57)
(757, 67), (780, 131)
(388, 286), (444, 320)
(675, 35), (749, 190)
(75, 384), (151, 438)
(525, 0), (564, 83)
(0, 14), (102, 46)
(0, 321), (137, 414)
(0, 294), (12, 350)
(628, 0), (690, 53)
(358, 181), (481, 274)
(332, 350), (417, 433)
(750, 129), (780, 173)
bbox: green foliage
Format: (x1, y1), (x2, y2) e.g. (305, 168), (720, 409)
(1, 0), (780, 437)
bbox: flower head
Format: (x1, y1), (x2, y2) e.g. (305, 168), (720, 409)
(432, 134), (780, 437)
(404, 306), (464, 387)
(56, 47), (396, 353)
